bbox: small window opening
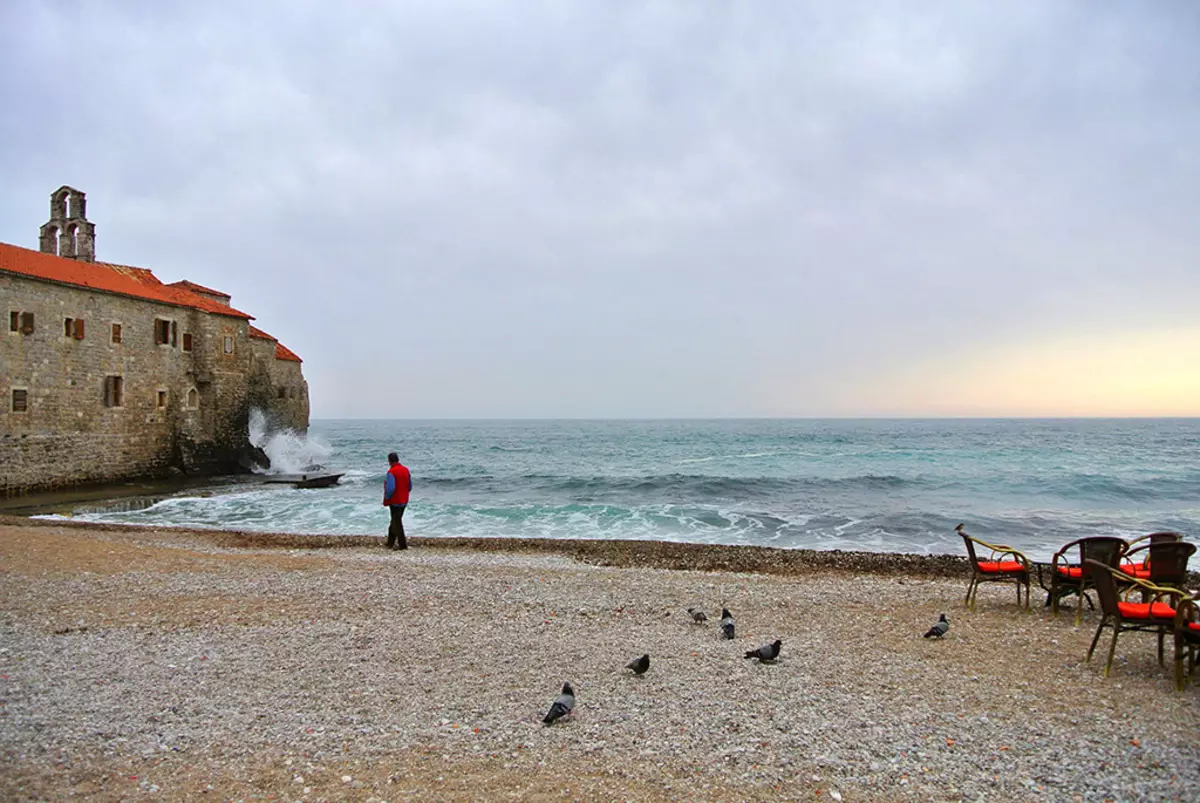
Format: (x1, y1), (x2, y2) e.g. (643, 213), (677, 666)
(64, 318), (74, 337)
(182, 332), (193, 352)
(9, 311), (19, 332)
(112, 323), (122, 344)
(277, 388), (286, 399)
(74, 319), (84, 339)
(157, 390), (168, 409)
(223, 335), (234, 354)
(19, 312), (34, 335)
(187, 388), (198, 409)
(170, 321), (177, 347)
(103, 376), (123, 407)
(155, 319), (170, 345)
(11, 389), (28, 412)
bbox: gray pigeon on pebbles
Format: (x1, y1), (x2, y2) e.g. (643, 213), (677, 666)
(542, 681), (575, 725)
(744, 639), (782, 662)
(924, 614), (949, 639)
(625, 654), (650, 675)
(687, 608), (708, 624)
(720, 608), (736, 639)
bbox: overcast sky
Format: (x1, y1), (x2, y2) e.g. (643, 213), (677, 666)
(2, 1), (1198, 418)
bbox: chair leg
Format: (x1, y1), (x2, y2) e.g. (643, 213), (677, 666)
(1087, 618), (1107, 662)
(1023, 580), (1031, 612)
(964, 578), (975, 609)
(1074, 595), (1083, 627)
(1104, 625), (1121, 677)
(1176, 634), (1187, 692)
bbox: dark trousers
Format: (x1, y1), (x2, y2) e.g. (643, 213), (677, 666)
(387, 504), (408, 549)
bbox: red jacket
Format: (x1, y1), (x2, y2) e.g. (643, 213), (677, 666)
(383, 462), (411, 506)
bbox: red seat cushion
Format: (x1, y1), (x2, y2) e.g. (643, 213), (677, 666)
(1055, 565), (1083, 579)
(1189, 622), (1200, 633)
(976, 560), (1025, 574)
(1121, 562), (1147, 574)
(1117, 601), (1176, 620)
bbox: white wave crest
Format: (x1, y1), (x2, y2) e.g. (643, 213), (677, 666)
(248, 409), (332, 474)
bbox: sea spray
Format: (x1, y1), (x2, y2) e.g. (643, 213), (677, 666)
(248, 409), (332, 474)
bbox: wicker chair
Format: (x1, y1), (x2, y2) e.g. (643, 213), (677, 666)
(1044, 537), (1128, 626)
(956, 523), (1032, 612)
(1084, 559), (1183, 677)
(1173, 597), (1200, 691)
(1123, 541), (1195, 598)
(1121, 531), (1184, 577)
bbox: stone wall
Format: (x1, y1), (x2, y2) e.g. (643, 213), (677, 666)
(0, 275), (263, 494)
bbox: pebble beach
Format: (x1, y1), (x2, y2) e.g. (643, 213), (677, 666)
(2, 517), (1199, 801)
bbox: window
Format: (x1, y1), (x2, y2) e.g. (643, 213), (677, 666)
(103, 376), (123, 407)
(155, 319), (171, 345)
(9, 311), (17, 332)
(19, 312), (34, 335)
(171, 321), (177, 347)
(64, 318), (84, 339)
(111, 323), (122, 344)
(223, 335), (234, 354)
(11, 389), (28, 412)
(157, 390), (168, 409)
(277, 388), (286, 399)
(187, 388), (198, 409)
(182, 332), (192, 352)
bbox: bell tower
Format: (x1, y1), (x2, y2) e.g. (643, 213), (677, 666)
(39, 185), (96, 261)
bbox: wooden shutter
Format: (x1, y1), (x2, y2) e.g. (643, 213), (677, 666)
(171, 321), (177, 347)
(74, 319), (85, 339)
(112, 323), (122, 344)
(182, 332), (192, 351)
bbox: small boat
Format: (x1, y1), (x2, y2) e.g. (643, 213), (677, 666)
(263, 472), (344, 489)
(293, 473), (343, 489)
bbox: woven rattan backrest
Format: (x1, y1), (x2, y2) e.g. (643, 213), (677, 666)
(1079, 537), (1127, 582)
(1148, 541), (1196, 586)
(1085, 559), (1121, 616)
(1148, 531), (1183, 545)
(960, 532), (980, 565)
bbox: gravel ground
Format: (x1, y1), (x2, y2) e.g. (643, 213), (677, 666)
(1, 521), (1199, 802)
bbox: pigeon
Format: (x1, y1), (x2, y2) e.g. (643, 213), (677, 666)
(720, 607), (736, 640)
(625, 653), (650, 675)
(924, 614), (949, 639)
(744, 639), (782, 662)
(687, 608), (708, 624)
(542, 681), (575, 725)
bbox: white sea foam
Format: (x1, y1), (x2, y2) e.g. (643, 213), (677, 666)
(248, 409), (332, 474)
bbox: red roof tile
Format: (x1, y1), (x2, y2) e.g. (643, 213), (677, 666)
(248, 324), (303, 362)
(275, 342), (302, 363)
(168, 279), (231, 299)
(0, 241), (252, 320)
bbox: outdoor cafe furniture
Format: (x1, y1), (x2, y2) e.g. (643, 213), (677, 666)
(1121, 539), (1195, 596)
(1084, 559), (1184, 678)
(1121, 531), (1183, 577)
(1041, 536), (1128, 626)
(956, 523), (1032, 612)
(1174, 596), (1200, 691)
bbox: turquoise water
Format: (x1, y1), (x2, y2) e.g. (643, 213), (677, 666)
(58, 418), (1200, 561)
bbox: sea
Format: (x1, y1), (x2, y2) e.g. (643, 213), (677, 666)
(43, 417), (1200, 563)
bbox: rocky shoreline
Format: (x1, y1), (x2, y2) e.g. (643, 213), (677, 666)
(2, 518), (1199, 801)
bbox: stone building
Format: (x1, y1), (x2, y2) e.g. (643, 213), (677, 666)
(1, 186), (309, 495)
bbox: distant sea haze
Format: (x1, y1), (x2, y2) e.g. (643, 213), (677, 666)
(63, 419), (1200, 562)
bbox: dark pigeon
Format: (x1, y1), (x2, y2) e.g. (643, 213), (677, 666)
(687, 608), (708, 624)
(744, 639), (782, 662)
(924, 614), (949, 639)
(625, 654), (650, 675)
(720, 607), (735, 639)
(542, 681), (575, 725)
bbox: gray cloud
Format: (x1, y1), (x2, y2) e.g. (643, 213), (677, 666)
(3, 1), (1198, 416)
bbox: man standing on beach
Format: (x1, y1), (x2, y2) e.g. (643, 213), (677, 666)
(383, 452), (412, 550)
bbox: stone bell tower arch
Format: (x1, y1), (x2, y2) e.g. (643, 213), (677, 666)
(39, 185), (96, 261)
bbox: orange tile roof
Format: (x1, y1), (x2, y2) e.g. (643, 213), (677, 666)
(274, 342), (302, 363)
(0, 241), (252, 320)
(248, 324), (303, 362)
(168, 279), (231, 299)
